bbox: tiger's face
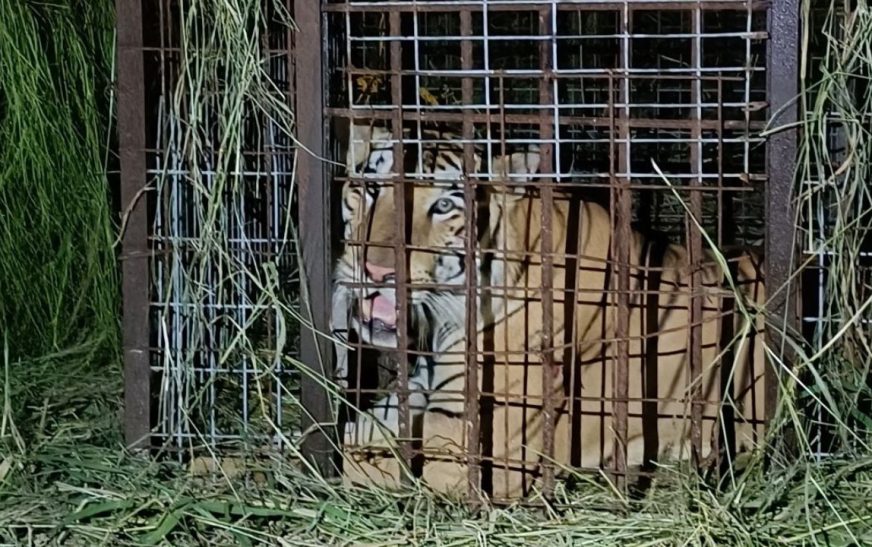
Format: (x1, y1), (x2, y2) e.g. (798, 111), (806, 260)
(335, 124), (538, 349)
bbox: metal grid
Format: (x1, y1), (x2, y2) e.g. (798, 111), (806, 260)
(324, 0), (792, 500)
(121, 0), (302, 456)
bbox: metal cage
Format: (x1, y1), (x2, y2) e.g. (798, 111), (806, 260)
(318, 0), (798, 500)
(117, 0), (800, 501)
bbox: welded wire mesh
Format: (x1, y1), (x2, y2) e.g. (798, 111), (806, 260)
(143, 0), (301, 454)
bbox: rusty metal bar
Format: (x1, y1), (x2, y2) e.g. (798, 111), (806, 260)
(295, 0), (337, 477)
(498, 78), (512, 492)
(688, 6), (705, 465)
(326, 107), (766, 131)
(389, 10), (414, 475)
(713, 75), (725, 459)
(323, 1), (770, 14)
(537, 4), (557, 497)
(118, 0), (151, 451)
(327, 108), (765, 132)
(459, 8), (482, 501)
(334, 177), (762, 194)
(717, 78), (726, 248)
(338, 69), (756, 82)
(611, 3), (631, 489)
(765, 0), (799, 422)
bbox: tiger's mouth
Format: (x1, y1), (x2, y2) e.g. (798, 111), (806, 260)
(360, 293), (397, 332)
(353, 292), (400, 348)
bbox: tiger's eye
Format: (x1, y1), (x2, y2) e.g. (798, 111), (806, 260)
(432, 198), (455, 215)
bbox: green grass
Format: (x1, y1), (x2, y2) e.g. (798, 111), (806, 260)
(0, 0), (120, 450)
(0, 0), (118, 357)
(2, 397), (872, 545)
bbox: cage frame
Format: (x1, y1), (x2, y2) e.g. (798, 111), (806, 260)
(116, 0), (801, 496)
(118, 0), (150, 452)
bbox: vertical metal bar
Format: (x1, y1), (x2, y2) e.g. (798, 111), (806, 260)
(766, 0), (800, 421)
(611, 3), (631, 489)
(717, 76), (725, 249)
(118, 0), (151, 452)
(478, 6), (496, 500)
(688, 4), (704, 465)
(498, 77), (511, 491)
(389, 10), (413, 475)
(538, 4), (557, 497)
(295, 0), (336, 477)
(713, 74), (726, 460)
(460, 9), (481, 501)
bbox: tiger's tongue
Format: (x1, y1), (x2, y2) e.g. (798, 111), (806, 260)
(368, 294), (397, 329)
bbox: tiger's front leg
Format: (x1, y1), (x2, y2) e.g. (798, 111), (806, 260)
(344, 355), (431, 446)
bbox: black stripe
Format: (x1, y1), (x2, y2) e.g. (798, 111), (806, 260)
(479, 185), (496, 498)
(642, 235), (669, 473)
(441, 150), (463, 172)
(450, 251), (465, 280)
(562, 193), (582, 468)
(745, 252), (763, 443)
(718, 249), (742, 477)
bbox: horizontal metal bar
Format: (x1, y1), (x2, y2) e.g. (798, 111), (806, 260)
(327, 107), (767, 130)
(340, 388), (770, 408)
(342, 102), (766, 112)
(146, 169), (292, 177)
(347, 31), (768, 41)
(338, 173), (765, 185)
(325, 0), (769, 13)
(340, 136), (766, 146)
(340, 67), (764, 77)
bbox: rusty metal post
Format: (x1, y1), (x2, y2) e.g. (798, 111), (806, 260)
(389, 10), (413, 477)
(611, 4), (631, 489)
(118, 0), (151, 452)
(459, 9), (482, 501)
(688, 5), (704, 466)
(295, 0), (337, 477)
(765, 0), (800, 422)
(537, 4), (557, 497)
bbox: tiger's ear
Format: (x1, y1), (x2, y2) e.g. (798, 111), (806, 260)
(491, 150), (541, 197)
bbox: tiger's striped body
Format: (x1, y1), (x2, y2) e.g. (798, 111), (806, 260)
(332, 125), (767, 500)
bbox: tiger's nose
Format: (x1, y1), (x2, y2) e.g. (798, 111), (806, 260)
(365, 262), (395, 283)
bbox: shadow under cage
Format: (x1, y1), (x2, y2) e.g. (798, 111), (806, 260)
(318, 0), (799, 502)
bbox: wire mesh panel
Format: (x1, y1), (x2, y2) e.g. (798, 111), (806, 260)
(129, 0), (302, 458)
(325, 0), (781, 501)
(798, 0), (872, 459)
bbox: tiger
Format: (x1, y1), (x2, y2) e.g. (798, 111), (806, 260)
(331, 123), (768, 500)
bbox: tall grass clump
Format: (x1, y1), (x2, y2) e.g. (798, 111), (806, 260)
(150, 0), (303, 450)
(791, 0), (872, 455)
(0, 1), (119, 436)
